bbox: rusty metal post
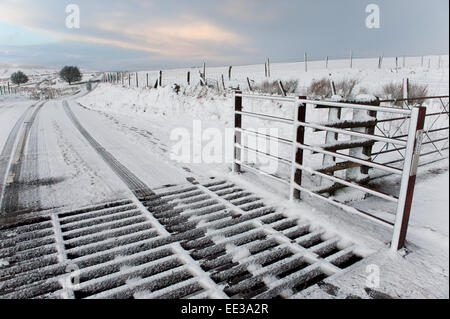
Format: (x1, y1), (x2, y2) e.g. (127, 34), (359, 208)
(233, 91), (243, 173)
(290, 96), (307, 200)
(391, 106), (426, 251)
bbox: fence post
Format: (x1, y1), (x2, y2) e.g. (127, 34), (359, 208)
(146, 73), (149, 87)
(159, 71), (162, 86)
(391, 106), (426, 251)
(278, 81), (286, 96)
(267, 58), (270, 77)
(136, 73), (139, 87)
(290, 96), (307, 200)
(187, 71), (190, 85)
(403, 78), (409, 109)
(233, 90), (243, 173)
(247, 78), (253, 92)
(228, 66), (232, 80)
(350, 50), (353, 68)
(304, 52), (308, 72)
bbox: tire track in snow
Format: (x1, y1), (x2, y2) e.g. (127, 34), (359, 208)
(62, 101), (154, 198)
(1, 102), (45, 214)
(0, 103), (37, 212)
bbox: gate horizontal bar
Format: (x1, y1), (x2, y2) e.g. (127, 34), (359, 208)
(292, 183), (395, 227)
(235, 160), (290, 185)
(235, 93), (296, 103)
(297, 121), (408, 146)
(235, 128), (293, 145)
(294, 163), (399, 202)
(295, 142), (403, 175)
(235, 110), (294, 124)
(235, 143), (292, 165)
(298, 99), (412, 115)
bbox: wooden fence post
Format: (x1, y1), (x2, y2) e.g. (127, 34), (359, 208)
(267, 58), (271, 77)
(146, 73), (149, 87)
(136, 73), (139, 87)
(159, 71), (162, 86)
(187, 71), (190, 85)
(203, 62), (206, 79)
(233, 90), (243, 173)
(247, 78), (253, 92)
(128, 74), (131, 87)
(395, 57), (398, 72)
(350, 50), (353, 68)
(278, 81), (286, 96)
(403, 78), (409, 109)
(228, 66), (232, 80)
(304, 53), (308, 72)
(221, 74), (225, 91)
(290, 96), (307, 200)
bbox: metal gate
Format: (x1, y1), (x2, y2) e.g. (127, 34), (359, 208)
(233, 91), (449, 251)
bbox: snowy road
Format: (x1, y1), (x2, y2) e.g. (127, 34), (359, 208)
(0, 98), (192, 216)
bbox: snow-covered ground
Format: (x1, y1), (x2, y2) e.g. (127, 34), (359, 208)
(0, 55), (448, 298)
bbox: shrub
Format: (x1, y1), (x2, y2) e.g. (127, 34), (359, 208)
(307, 78), (331, 97)
(336, 78), (359, 98)
(255, 79), (298, 95)
(381, 82), (428, 106)
(59, 66), (82, 85)
(307, 78), (359, 99)
(10, 71), (29, 85)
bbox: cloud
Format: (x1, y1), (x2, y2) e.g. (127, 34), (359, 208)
(0, 0), (247, 58)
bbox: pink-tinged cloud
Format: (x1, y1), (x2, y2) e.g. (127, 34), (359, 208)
(0, 0), (248, 58)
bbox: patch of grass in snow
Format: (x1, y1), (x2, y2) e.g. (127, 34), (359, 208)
(307, 78), (360, 99)
(254, 79), (299, 95)
(380, 82), (428, 106)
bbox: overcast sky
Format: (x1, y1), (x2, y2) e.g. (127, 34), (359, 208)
(0, 0), (448, 71)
